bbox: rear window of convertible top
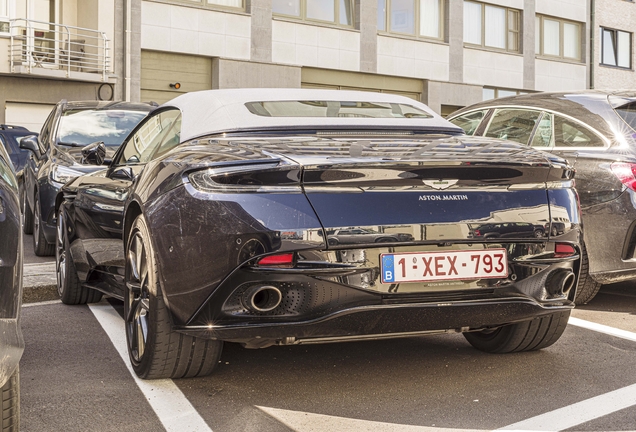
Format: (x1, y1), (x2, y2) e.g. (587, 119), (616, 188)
(245, 101), (432, 119)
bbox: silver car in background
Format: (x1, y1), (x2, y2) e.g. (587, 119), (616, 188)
(449, 90), (636, 303)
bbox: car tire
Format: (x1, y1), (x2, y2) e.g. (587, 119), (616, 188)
(463, 310), (570, 353)
(21, 188), (33, 235)
(574, 242), (601, 305)
(1, 366), (19, 432)
(56, 211), (103, 305)
(33, 194), (54, 256)
(125, 215), (223, 380)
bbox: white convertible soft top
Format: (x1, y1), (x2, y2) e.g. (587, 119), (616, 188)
(162, 88), (461, 142)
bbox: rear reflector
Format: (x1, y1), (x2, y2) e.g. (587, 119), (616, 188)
(610, 162), (636, 191)
(257, 253), (294, 266)
(554, 243), (576, 258)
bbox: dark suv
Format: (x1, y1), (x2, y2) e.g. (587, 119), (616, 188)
(0, 140), (24, 430)
(20, 100), (154, 255)
(0, 124), (37, 173)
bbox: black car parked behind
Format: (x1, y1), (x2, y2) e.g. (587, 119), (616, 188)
(20, 100), (154, 256)
(0, 139), (24, 430)
(0, 124), (37, 173)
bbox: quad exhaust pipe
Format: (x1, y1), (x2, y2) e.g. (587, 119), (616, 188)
(546, 270), (575, 297)
(242, 285), (282, 313)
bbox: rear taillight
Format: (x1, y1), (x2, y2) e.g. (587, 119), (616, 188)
(610, 162), (636, 191)
(257, 253), (294, 267)
(554, 243), (576, 258)
(474, 230), (481, 236)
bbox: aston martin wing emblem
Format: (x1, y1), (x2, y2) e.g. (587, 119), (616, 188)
(422, 179), (459, 190)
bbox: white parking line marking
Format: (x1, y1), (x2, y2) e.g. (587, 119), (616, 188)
(24, 262), (56, 266)
(89, 302), (213, 432)
(22, 299), (62, 308)
(569, 316), (636, 343)
(496, 383), (636, 431)
(257, 406), (482, 432)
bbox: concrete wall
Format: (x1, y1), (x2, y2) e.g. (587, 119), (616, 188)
(213, 58), (300, 89)
(463, 48), (524, 89)
(271, 20), (360, 71)
(535, 0), (587, 22)
(593, 0), (636, 89)
(140, 1), (251, 60)
(535, 58), (586, 91)
(377, 36), (449, 81)
(424, 81), (483, 114)
(0, 76), (103, 123)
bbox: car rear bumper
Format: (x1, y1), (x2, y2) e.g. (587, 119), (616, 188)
(176, 296), (573, 347)
(583, 190), (636, 283)
(0, 318), (23, 388)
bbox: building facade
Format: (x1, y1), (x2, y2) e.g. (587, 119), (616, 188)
(134, 0), (592, 116)
(592, 0), (636, 89)
(3, 0), (624, 132)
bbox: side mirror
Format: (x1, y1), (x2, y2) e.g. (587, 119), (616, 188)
(110, 166), (134, 181)
(19, 135), (41, 160)
(81, 141), (106, 165)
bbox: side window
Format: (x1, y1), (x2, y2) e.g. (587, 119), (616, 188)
(119, 109), (181, 165)
(484, 109), (542, 145)
(530, 113), (554, 147)
(39, 108), (57, 152)
(0, 135), (11, 155)
(449, 110), (488, 135)
(0, 156), (17, 189)
(553, 115), (604, 148)
(152, 115), (182, 159)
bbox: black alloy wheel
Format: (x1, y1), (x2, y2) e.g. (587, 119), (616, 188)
(463, 310), (570, 353)
(33, 194), (54, 256)
(0, 366), (19, 432)
(574, 241), (601, 304)
(126, 229), (150, 366)
(56, 211), (102, 305)
(21, 187), (33, 235)
(124, 215), (223, 380)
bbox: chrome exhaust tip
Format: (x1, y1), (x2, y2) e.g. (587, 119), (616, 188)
(242, 285), (282, 313)
(546, 270), (576, 296)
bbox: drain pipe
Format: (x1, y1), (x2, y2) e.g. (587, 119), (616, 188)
(589, 0), (595, 89)
(124, 0), (132, 101)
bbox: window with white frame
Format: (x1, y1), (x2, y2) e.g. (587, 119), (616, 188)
(483, 87), (527, 101)
(601, 28), (631, 68)
(178, 0), (243, 9)
(0, 0), (9, 33)
(463, 1), (519, 52)
(535, 15), (582, 61)
(377, 0), (444, 40)
(273, 0), (354, 26)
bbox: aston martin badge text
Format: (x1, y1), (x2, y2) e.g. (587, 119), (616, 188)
(419, 194), (469, 201)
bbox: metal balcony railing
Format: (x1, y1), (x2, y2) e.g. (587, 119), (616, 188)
(9, 19), (110, 81)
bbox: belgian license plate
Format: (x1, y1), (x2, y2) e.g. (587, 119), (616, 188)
(381, 249), (508, 284)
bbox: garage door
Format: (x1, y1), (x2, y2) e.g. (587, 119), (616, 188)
(5, 102), (55, 134)
(141, 51), (212, 105)
(301, 68), (423, 101)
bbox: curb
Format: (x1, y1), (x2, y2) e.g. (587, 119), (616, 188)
(23, 262), (59, 303)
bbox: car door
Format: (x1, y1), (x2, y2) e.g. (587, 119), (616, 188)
(23, 107), (55, 209)
(70, 108), (182, 295)
(527, 111), (609, 206)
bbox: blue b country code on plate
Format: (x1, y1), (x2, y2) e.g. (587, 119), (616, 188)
(382, 255), (396, 282)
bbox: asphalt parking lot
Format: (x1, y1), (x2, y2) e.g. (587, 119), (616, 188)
(19, 232), (636, 432)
